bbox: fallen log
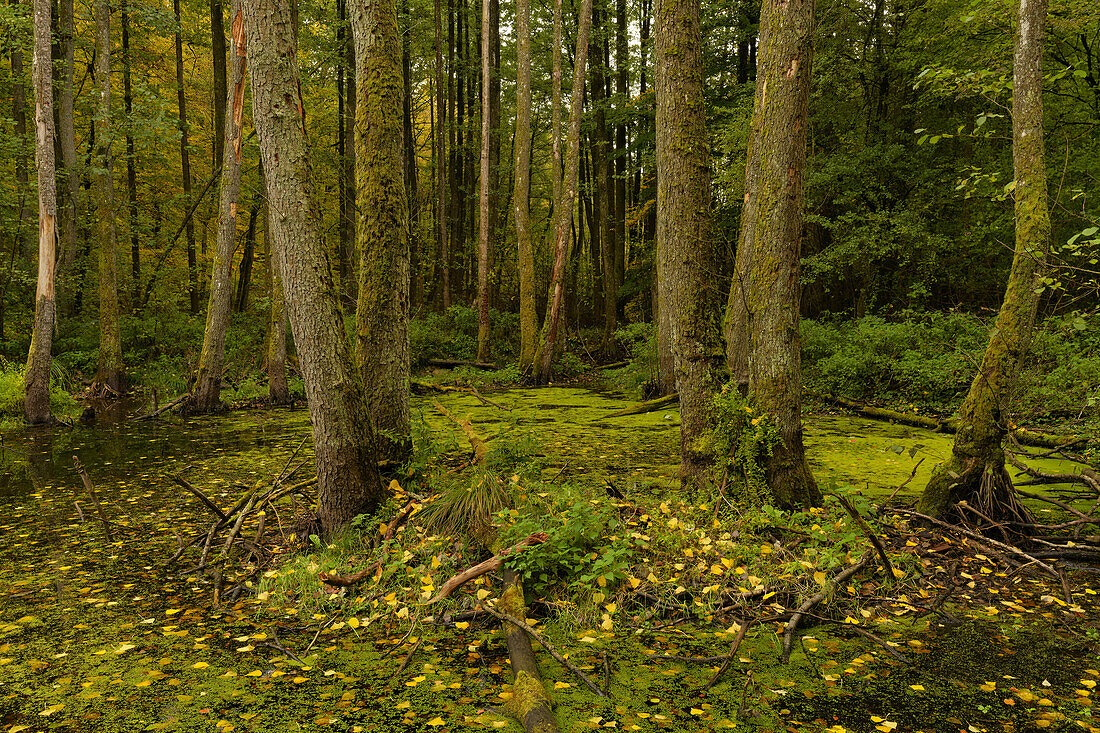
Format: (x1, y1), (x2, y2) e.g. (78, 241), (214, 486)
(594, 392), (679, 421)
(494, 570), (560, 733)
(428, 359), (497, 370)
(781, 551), (874, 663)
(424, 532), (549, 604)
(813, 393), (1082, 450)
(433, 400), (488, 464)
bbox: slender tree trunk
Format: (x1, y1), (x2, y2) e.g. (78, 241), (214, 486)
(534, 0), (593, 384)
(211, 0), (227, 172)
(57, 0), (78, 292)
(614, 0), (627, 319)
(514, 0), (535, 370)
(591, 5), (616, 350)
(193, 0), (246, 413)
(245, 0), (383, 536)
(729, 0), (819, 509)
(475, 0), (492, 361)
(175, 0), (200, 314)
(351, 0), (411, 460)
(235, 198), (258, 312)
(550, 0), (563, 226)
(11, 0), (31, 260)
(918, 0), (1050, 522)
(122, 5), (140, 305)
(402, 0), (420, 309)
(24, 0), (57, 425)
(336, 0), (350, 302)
(487, 0), (500, 310)
(433, 0), (448, 309)
(344, 0), (357, 306)
(95, 0), (125, 394)
(264, 176), (291, 405)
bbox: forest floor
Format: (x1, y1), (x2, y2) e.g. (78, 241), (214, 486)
(0, 385), (1097, 733)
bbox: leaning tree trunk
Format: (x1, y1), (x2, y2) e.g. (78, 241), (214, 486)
(514, 0), (536, 371)
(654, 0), (722, 491)
(534, 0), (593, 384)
(24, 0), (57, 425)
(94, 0), (125, 394)
(192, 0), (247, 414)
(245, 0), (384, 536)
(351, 0), (411, 461)
(732, 0), (820, 509)
(918, 0), (1050, 522)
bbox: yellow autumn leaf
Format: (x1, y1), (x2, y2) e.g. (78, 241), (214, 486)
(813, 571), (827, 585)
(477, 589), (491, 600)
(191, 662), (209, 669)
(347, 617), (360, 629)
(40, 704), (65, 716)
(455, 621), (470, 630)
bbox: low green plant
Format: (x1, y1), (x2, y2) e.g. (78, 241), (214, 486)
(417, 470), (513, 544)
(709, 385), (780, 507)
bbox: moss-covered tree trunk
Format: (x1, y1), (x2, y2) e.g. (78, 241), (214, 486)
(917, 0), (1050, 521)
(193, 0), (247, 414)
(94, 0), (125, 394)
(351, 0), (411, 461)
(24, 0), (57, 425)
(514, 0), (536, 371)
(174, 0), (200, 316)
(433, 0), (448, 310)
(534, 0), (592, 384)
(654, 0), (722, 491)
(57, 0), (79, 287)
(245, 0), (384, 535)
(733, 0), (820, 509)
(264, 184), (291, 406)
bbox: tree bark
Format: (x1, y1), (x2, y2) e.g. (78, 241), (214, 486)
(94, 0), (125, 393)
(175, 0), (200, 315)
(122, 5), (139, 305)
(402, 0), (420, 309)
(24, 0), (57, 425)
(535, 0), (593, 384)
(433, 0), (448, 309)
(193, 0), (247, 414)
(732, 0), (820, 509)
(10, 0), (31, 261)
(654, 0), (722, 491)
(245, 0), (384, 535)
(514, 0), (535, 370)
(56, 0), (78, 292)
(264, 177), (291, 405)
(211, 0), (228, 172)
(351, 0), (412, 460)
(475, 0), (493, 362)
(344, 0), (358, 306)
(918, 0), (1050, 521)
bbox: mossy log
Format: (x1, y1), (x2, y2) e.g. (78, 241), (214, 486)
(595, 392), (680, 420)
(432, 399), (488, 464)
(428, 359), (497, 370)
(816, 393), (1080, 450)
(499, 570), (558, 733)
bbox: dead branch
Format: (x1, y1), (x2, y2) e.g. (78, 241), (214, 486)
(424, 533), (549, 604)
(706, 619), (750, 689)
(73, 456), (113, 542)
(894, 509), (1059, 576)
(1007, 452), (1100, 495)
(173, 474), (229, 521)
(319, 560), (382, 588)
(781, 551), (874, 663)
(132, 394), (188, 421)
(594, 392), (679, 421)
(433, 399), (488, 464)
(833, 493), (896, 583)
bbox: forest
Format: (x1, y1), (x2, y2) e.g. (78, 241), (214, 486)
(2, 0), (1100, 730)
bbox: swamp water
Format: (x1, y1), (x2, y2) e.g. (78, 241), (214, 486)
(0, 388), (1095, 732)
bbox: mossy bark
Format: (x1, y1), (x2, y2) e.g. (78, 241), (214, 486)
(733, 0), (820, 509)
(193, 0), (247, 414)
(265, 197), (291, 406)
(245, 0), (384, 536)
(94, 0), (125, 394)
(535, 0), (592, 384)
(499, 571), (558, 733)
(173, 0), (200, 316)
(918, 0), (1049, 521)
(24, 0), (57, 425)
(654, 0), (723, 491)
(351, 0), (411, 461)
(476, 0), (493, 363)
(514, 0), (536, 371)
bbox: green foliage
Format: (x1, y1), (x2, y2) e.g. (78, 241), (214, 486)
(709, 386), (779, 507)
(604, 322), (658, 395)
(417, 471), (513, 544)
(0, 357), (79, 426)
(502, 495), (633, 596)
(409, 306), (519, 366)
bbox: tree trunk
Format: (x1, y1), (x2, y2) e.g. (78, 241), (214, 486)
(514, 0), (536, 370)
(122, 5), (139, 306)
(402, 0), (420, 309)
(94, 0), (125, 394)
(57, 0), (79, 298)
(235, 198), (258, 312)
(211, 0), (227, 172)
(193, 0), (247, 414)
(475, 0), (492, 361)
(337, 0), (350, 303)
(593, 3), (617, 351)
(245, 0), (384, 535)
(175, 0), (200, 315)
(433, 0), (448, 309)
(10, 0), (31, 260)
(917, 0), (1050, 522)
(351, 0), (412, 461)
(732, 0), (820, 509)
(264, 179), (291, 405)
(614, 0), (627, 321)
(344, 0), (358, 306)
(24, 0), (57, 425)
(654, 0), (722, 491)
(535, 0), (593, 384)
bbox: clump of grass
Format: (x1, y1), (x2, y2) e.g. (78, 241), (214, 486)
(418, 470), (512, 545)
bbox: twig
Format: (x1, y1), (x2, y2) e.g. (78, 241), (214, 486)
(73, 456), (113, 542)
(424, 533), (549, 604)
(380, 624), (418, 660)
(132, 394), (188, 421)
(705, 619), (749, 689)
(395, 638), (422, 676)
(173, 474), (228, 521)
(833, 493), (896, 583)
(471, 386), (511, 411)
(884, 458), (924, 506)
(480, 605), (607, 698)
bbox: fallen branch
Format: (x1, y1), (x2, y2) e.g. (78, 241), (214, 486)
(781, 551), (874, 663)
(833, 493), (896, 583)
(132, 394), (188, 421)
(173, 474), (229, 521)
(493, 570), (561, 732)
(73, 456), (114, 542)
(319, 560), (382, 588)
(433, 399), (488, 465)
(425, 533), (549, 604)
(595, 392), (679, 421)
(705, 619), (750, 689)
(428, 359), (497, 370)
